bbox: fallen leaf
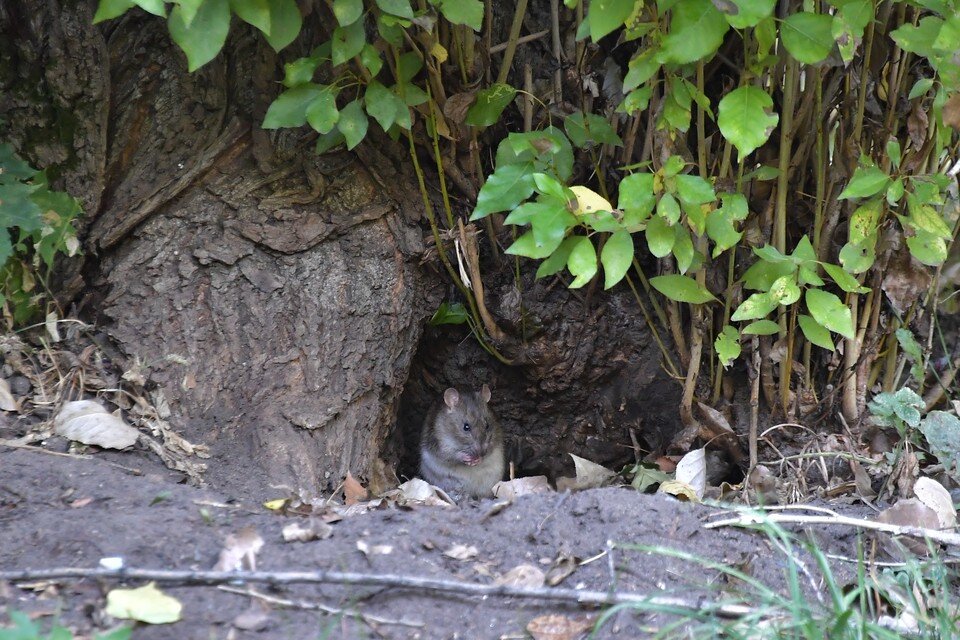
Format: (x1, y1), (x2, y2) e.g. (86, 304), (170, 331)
(913, 477), (956, 529)
(442, 544), (478, 560)
(105, 583), (182, 624)
(657, 479), (700, 501)
(356, 540), (393, 556)
(492, 476), (553, 500)
(214, 527), (264, 571)
(545, 553), (578, 586)
(875, 498), (941, 556)
(282, 520), (333, 542)
(53, 400), (139, 449)
(0, 379), (18, 412)
(495, 564), (545, 588)
(569, 454), (616, 490)
(674, 448), (707, 498)
(942, 93), (960, 130)
(232, 599), (271, 631)
(393, 478), (455, 506)
(343, 472), (368, 506)
(70, 497), (93, 509)
(45, 312), (61, 343)
(526, 613), (594, 640)
(262, 498), (288, 511)
(850, 460), (877, 499)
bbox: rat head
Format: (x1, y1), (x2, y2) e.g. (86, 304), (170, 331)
(432, 385), (500, 466)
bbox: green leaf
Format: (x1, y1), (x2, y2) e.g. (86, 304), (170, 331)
(838, 239), (876, 274)
(496, 127), (574, 182)
(717, 0), (775, 28)
(805, 288), (854, 340)
(650, 274), (717, 303)
(0, 183), (43, 232)
(769, 275), (801, 305)
(333, 0), (363, 25)
(743, 258), (794, 291)
(305, 89), (339, 134)
(397, 52), (423, 83)
(263, 84), (323, 128)
(506, 230), (564, 259)
(94, 0), (135, 23)
(437, 0), (483, 30)
(780, 12), (834, 64)
(177, 0), (203, 26)
(377, 13), (404, 45)
(504, 201), (555, 226)
(657, 193), (681, 224)
(364, 81), (399, 131)
(567, 236), (598, 288)
(675, 175), (716, 205)
(360, 44), (383, 76)
(315, 129), (346, 154)
(848, 200), (881, 243)
(133, 0), (165, 15)
(890, 17), (944, 58)
(659, 0), (729, 64)
(619, 85), (654, 115)
(618, 173), (656, 220)
(906, 230), (948, 266)
(838, 165), (890, 200)
(336, 100), (369, 149)
(230, 0), (271, 33)
(908, 78), (935, 100)
(168, 0), (231, 71)
(264, 0), (302, 51)
(623, 50), (661, 91)
(565, 113), (623, 147)
(601, 231), (634, 289)
(589, 0), (634, 40)
(717, 86), (779, 159)
(731, 291), (778, 321)
(906, 196), (953, 239)
(715, 325), (741, 368)
(920, 412), (960, 478)
(672, 226), (695, 274)
(646, 214), (675, 258)
(742, 319), (780, 335)
(706, 208), (741, 258)
(332, 19), (365, 65)
(886, 179), (904, 205)
(472, 164), (536, 218)
(530, 202), (577, 249)
(798, 314), (834, 350)
(430, 302), (468, 325)
(821, 263), (869, 294)
(465, 84), (517, 127)
(282, 56), (320, 87)
(376, 0), (413, 19)
(896, 327), (925, 383)
(662, 155), (686, 178)
(536, 236), (579, 278)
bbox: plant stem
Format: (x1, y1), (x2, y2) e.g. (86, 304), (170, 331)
(775, 58), (798, 416)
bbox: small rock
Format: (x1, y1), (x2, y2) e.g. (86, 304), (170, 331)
(8, 375), (31, 397)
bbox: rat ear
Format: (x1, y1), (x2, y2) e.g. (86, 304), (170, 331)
(480, 384), (491, 403)
(443, 388), (460, 409)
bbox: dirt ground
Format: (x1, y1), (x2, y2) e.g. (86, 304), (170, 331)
(1, 445), (869, 640)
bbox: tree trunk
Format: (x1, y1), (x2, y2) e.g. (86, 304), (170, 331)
(1, 0), (683, 498)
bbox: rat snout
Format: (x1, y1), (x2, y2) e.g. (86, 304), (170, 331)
(458, 449), (484, 466)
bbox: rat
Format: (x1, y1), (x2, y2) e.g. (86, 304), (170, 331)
(419, 385), (504, 500)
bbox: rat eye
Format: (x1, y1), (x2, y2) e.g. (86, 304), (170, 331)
(463, 422), (471, 432)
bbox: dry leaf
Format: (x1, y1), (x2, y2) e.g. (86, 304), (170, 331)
(105, 583), (182, 624)
(875, 498), (941, 556)
(214, 527), (264, 571)
(568, 454), (616, 490)
(492, 476), (553, 500)
(53, 400), (139, 449)
(913, 477), (956, 529)
(942, 93), (960, 130)
(850, 460), (877, 498)
(494, 564), (545, 588)
(232, 599), (271, 631)
(45, 312), (61, 343)
(674, 448), (706, 498)
(394, 478), (455, 506)
(356, 540), (393, 556)
(545, 553), (578, 586)
(343, 472), (368, 506)
(0, 379), (18, 412)
(282, 520), (333, 542)
(657, 479), (700, 501)
(442, 544), (478, 560)
(526, 613), (594, 640)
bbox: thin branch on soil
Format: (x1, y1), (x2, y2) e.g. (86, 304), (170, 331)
(0, 440), (143, 476)
(705, 512), (960, 547)
(218, 585), (424, 628)
(0, 567), (755, 617)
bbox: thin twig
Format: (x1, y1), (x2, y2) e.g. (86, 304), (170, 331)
(489, 29), (548, 54)
(0, 566), (754, 617)
(705, 512), (960, 547)
(218, 585), (424, 628)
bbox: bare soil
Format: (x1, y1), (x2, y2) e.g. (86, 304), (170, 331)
(0, 445), (874, 639)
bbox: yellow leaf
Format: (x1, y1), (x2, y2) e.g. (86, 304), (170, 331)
(105, 583), (182, 624)
(657, 479), (700, 502)
(263, 498), (287, 510)
(430, 42), (448, 63)
(569, 186), (612, 215)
